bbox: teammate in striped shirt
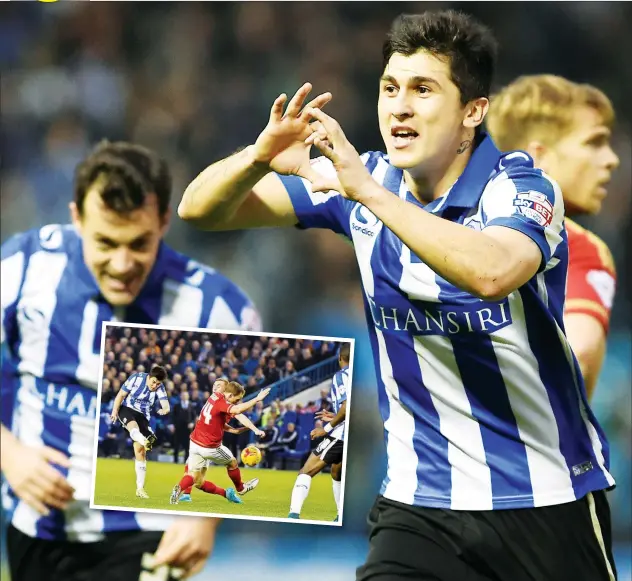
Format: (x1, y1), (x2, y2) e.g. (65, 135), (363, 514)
(169, 382), (270, 505)
(110, 366), (170, 499)
(486, 74), (620, 399)
(178, 10), (617, 581)
(288, 343), (350, 521)
(0, 141), (261, 581)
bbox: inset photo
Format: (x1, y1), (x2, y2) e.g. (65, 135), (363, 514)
(90, 323), (354, 526)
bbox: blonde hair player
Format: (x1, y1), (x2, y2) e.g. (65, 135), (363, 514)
(487, 74), (620, 398)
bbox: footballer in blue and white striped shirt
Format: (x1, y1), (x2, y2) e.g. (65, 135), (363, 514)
(1, 141), (262, 581)
(110, 366), (170, 499)
(179, 10), (617, 581)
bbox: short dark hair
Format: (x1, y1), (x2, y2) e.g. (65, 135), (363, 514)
(74, 140), (172, 216)
(339, 343), (351, 364)
(382, 11), (498, 104)
(149, 365), (168, 382)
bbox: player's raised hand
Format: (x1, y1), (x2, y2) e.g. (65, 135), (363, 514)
(153, 516), (221, 578)
(256, 387), (272, 402)
(1, 433), (75, 515)
(303, 107), (375, 202)
(252, 83), (332, 179)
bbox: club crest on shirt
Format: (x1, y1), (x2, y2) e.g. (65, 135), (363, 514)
(512, 191), (553, 227)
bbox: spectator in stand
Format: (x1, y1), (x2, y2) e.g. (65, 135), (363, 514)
(297, 348), (314, 371)
(246, 377), (259, 394)
(240, 347), (260, 376)
(279, 360), (297, 381)
(267, 422), (299, 469)
(171, 391), (197, 463)
(265, 358), (281, 386)
(213, 333), (232, 356)
(257, 417), (280, 468)
(317, 388), (332, 413)
(198, 341), (214, 363)
(253, 367), (267, 387)
(248, 401), (264, 428)
(284, 404), (298, 427)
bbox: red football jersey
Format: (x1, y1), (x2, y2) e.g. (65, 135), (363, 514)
(565, 219), (617, 333)
(190, 392), (234, 448)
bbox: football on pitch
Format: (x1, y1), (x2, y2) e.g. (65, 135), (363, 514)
(241, 445), (262, 467)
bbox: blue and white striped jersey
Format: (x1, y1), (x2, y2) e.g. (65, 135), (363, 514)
(0, 224), (261, 541)
(329, 367), (349, 441)
(121, 372), (168, 420)
(279, 135), (614, 511)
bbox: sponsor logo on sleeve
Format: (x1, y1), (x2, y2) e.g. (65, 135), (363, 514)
(513, 191), (554, 227)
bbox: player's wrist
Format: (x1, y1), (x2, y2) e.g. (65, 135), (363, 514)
(324, 423), (333, 434)
(246, 144), (274, 171)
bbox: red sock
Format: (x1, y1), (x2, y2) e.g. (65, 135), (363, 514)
(200, 480), (226, 497)
(179, 474), (194, 491)
(227, 467), (243, 492)
(182, 464), (192, 494)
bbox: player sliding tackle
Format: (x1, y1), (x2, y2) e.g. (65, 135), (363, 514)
(170, 383), (271, 505)
(179, 378), (265, 503)
(110, 365), (170, 499)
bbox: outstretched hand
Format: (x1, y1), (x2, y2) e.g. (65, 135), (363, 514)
(252, 83), (332, 182)
(303, 108), (375, 202)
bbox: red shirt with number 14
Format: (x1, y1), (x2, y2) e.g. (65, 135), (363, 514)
(190, 392), (235, 448)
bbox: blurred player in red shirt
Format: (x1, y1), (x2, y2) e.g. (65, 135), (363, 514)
(487, 75), (619, 398)
(170, 382), (271, 505)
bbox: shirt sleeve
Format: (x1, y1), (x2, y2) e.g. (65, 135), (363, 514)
(565, 235), (616, 333)
(121, 374), (137, 393)
(212, 396), (231, 414)
(277, 155), (362, 237)
(481, 161), (564, 272)
(157, 385), (168, 401)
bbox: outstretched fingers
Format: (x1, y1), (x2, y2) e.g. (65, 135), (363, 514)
(285, 82), (313, 118)
(269, 93), (288, 123)
(300, 91), (333, 119)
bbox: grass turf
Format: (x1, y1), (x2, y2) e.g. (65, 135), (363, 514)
(93, 458), (337, 522)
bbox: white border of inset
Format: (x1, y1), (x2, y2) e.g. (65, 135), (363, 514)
(89, 321), (355, 527)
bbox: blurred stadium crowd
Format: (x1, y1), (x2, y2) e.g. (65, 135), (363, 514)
(1, 1), (630, 578)
(98, 326), (343, 468)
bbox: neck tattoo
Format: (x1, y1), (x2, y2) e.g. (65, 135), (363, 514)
(457, 140), (472, 154)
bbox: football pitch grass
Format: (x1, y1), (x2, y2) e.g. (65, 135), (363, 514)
(93, 458), (338, 522)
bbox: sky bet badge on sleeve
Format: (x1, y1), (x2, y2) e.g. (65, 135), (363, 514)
(512, 190), (554, 227)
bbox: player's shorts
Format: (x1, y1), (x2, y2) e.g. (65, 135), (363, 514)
(356, 491), (617, 581)
(188, 440), (235, 470)
(7, 525), (183, 581)
(118, 406), (154, 439)
(313, 436), (343, 465)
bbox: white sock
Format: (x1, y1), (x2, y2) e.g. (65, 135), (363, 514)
(332, 479), (341, 514)
(129, 428), (147, 447)
(290, 474), (312, 514)
(135, 460), (147, 489)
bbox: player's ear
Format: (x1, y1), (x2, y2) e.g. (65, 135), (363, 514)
(525, 141), (548, 166)
(463, 97), (489, 130)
